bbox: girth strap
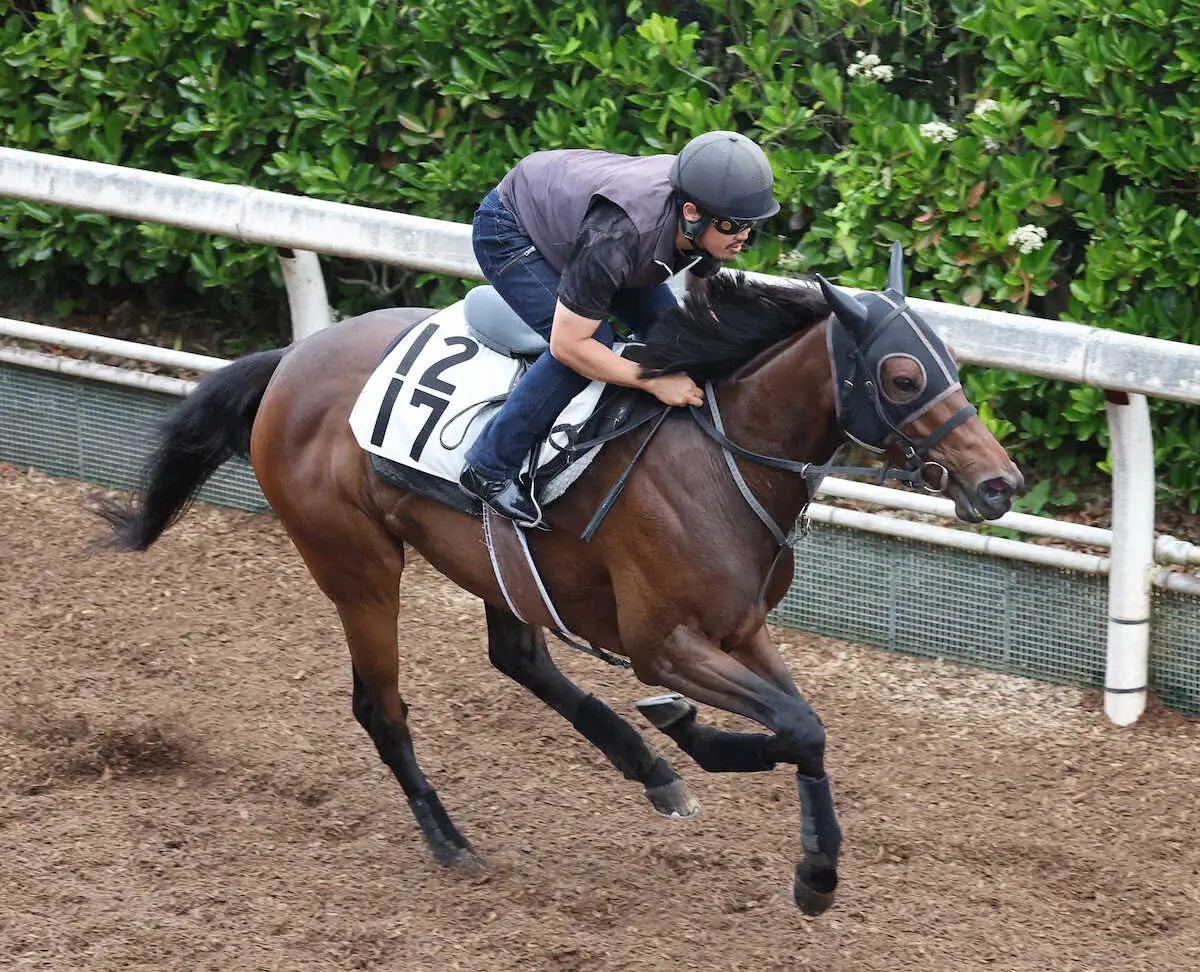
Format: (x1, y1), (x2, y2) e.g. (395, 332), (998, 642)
(482, 508), (629, 668)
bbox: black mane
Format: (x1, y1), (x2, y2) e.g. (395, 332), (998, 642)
(639, 273), (829, 382)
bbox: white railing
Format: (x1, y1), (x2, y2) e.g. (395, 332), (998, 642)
(2, 145), (1198, 726)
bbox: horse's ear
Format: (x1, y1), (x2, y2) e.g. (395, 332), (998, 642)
(888, 240), (906, 296)
(816, 274), (869, 335)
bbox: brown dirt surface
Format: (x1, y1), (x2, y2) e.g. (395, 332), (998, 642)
(1, 465), (1198, 972)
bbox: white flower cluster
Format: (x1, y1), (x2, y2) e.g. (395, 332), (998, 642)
(982, 135), (1001, 153)
(777, 250), (805, 271)
(973, 98), (1000, 117)
(847, 51), (894, 83)
(1008, 224), (1049, 254)
(918, 120), (957, 144)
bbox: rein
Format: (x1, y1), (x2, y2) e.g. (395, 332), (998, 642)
(685, 379), (975, 607)
(689, 395), (923, 488)
(691, 391), (977, 496)
(570, 302), (978, 568)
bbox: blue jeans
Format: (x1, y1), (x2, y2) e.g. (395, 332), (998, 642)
(464, 188), (678, 479)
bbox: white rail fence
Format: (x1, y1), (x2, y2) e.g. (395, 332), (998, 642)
(2, 146), (1199, 726)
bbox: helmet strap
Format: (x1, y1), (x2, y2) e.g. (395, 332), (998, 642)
(678, 199), (714, 257)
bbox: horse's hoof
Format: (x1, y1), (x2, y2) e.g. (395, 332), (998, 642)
(635, 693), (697, 730)
(792, 861), (838, 916)
(644, 778), (701, 820)
(436, 843), (483, 871)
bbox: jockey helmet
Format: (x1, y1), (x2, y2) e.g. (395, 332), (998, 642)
(668, 131), (780, 222)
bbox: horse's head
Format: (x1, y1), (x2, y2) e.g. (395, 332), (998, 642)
(816, 243), (1023, 522)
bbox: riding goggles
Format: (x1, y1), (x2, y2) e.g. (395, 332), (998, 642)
(702, 212), (758, 235)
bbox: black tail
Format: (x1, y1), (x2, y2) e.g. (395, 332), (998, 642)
(97, 348), (287, 550)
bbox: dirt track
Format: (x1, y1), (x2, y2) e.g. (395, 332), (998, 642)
(1, 464), (1198, 971)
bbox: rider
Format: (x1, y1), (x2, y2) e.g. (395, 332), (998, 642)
(459, 130), (781, 528)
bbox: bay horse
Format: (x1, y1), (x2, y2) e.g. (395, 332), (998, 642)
(100, 244), (1022, 914)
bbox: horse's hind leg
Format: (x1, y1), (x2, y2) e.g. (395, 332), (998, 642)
(485, 605), (699, 819)
(341, 595), (475, 867)
(291, 526), (475, 868)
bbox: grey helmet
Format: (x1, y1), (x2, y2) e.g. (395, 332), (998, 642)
(668, 130), (781, 221)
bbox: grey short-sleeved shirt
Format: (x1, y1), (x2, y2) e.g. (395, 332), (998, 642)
(557, 199), (720, 320)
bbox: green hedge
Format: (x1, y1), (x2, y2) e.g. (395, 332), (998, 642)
(2, 0), (1199, 507)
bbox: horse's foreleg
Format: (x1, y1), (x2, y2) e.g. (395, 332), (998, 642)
(724, 621), (800, 697)
(635, 694), (776, 773)
(723, 623), (839, 914)
(485, 605), (699, 819)
(635, 622), (802, 774)
(636, 624), (840, 915)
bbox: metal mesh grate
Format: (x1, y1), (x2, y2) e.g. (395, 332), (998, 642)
(3, 360), (1198, 717)
(774, 526), (1108, 685)
(0, 362), (267, 512)
(774, 525), (1199, 716)
(1150, 587), (1200, 717)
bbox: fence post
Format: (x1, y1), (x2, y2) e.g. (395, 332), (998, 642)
(277, 248), (331, 340)
(1103, 391), (1155, 725)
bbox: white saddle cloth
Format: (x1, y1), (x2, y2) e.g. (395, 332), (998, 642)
(349, 301), (613, 488)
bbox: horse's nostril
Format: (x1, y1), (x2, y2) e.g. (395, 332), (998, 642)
(981, 477), (1014, 503)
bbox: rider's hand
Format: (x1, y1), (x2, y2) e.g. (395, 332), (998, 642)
(643, 373), (704, 408)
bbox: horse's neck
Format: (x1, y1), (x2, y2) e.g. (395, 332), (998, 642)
(714, 320), (839, 519)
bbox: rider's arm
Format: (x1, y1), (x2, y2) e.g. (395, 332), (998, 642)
(548, 303), (646, 386)
(553, 200), (703, 406)
(549, 303), (701, 406)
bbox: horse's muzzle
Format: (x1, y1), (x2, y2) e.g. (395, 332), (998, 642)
(975, 470), (1024, 520)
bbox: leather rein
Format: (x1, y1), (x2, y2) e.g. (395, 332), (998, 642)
(569, 304), (977, 553)
(572, 376), (974, 549)
(682, 375), (975, 611)
(687, 379), (976, 550)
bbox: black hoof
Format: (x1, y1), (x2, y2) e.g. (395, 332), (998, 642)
(410, 791), (477, 869)
(635, 692), (697, 730)
(644, 778), (701, 820)
(793, 861), (838, 916)
(437, 843), (483, 871)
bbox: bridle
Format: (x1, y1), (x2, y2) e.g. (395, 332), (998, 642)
(836, 294), (978, 495)
(689, 286), (977, 498)
(682, 290), (978, 593)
